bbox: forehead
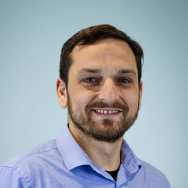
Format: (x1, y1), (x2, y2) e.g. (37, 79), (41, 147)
(70, 39), (137, 75)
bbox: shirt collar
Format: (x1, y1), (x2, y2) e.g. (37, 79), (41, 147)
(56, 125), (94, 170)
(56, 125), (142, 175)
(121, 141), (142, 175)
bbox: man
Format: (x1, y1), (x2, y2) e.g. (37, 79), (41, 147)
(0, 24), (171, 187)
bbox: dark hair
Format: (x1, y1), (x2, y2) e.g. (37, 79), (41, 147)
(60, 24), (144, 85)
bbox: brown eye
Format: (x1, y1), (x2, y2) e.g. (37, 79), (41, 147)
(82, 77), (101, 85)
(117, 77), (132, 85)
(86, 77), (97, 83)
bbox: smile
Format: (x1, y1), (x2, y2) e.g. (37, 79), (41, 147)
(91, 108), (123, 115)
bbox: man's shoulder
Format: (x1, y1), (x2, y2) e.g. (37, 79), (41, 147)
(0, 139), (60, 174)
(138, 159), (171, 188)
(0, 139), (63, 187)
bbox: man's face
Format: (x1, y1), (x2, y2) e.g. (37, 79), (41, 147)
(58, 39), (142, 142)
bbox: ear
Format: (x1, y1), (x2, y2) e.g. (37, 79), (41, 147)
(139, 81), (143, 101)
(140, 80), (143, 93)
(56, 79), (68, 108)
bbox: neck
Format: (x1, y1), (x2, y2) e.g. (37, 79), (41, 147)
(69, 121), (123, 171)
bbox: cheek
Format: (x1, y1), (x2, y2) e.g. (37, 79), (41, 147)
(123, 91), (140, 112)
(68, 88), (92, 112)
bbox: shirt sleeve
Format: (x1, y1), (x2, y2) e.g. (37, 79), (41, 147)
(0, 166), (31, 188)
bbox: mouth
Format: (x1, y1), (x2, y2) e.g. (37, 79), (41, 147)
(91, 108), (123, 116)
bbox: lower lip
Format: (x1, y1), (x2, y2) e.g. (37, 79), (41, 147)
(91, 110), (122, 119)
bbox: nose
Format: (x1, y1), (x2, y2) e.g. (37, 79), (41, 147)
(98, 78), (119, 103)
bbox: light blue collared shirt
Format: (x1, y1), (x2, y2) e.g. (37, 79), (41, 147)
(0, 125), (171, 188)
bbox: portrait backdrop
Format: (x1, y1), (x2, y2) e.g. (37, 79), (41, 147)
(0, 0), (187, 187)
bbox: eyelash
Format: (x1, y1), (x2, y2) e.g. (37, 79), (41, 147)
(82, 77), (101, 85)
(117, 78), (133, 85)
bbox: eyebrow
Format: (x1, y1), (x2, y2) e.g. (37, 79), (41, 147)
(78, 68), (136, 75)
(79, 68), (101, 74)
(117, 69), (137, 75)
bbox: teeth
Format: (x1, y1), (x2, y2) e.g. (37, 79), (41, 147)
(95, 109), (120, 115)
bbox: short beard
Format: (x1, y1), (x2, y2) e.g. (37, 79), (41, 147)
(67, 94), (140, 142)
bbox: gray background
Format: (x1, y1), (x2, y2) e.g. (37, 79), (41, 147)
(0, 0), (187, 187)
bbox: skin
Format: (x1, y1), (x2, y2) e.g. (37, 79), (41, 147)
(57, 38), (143, 171)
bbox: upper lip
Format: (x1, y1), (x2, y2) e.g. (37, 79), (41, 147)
(91, 107), (123, 112)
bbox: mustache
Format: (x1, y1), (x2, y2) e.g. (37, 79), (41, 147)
(86, 101), (128, 111)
